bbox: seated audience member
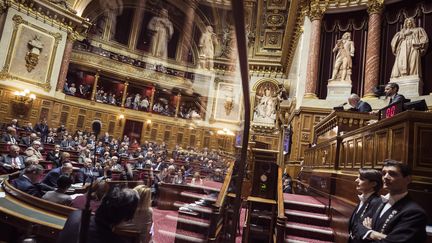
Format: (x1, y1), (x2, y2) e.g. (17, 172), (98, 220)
(282, 177), (293, 193)
(42, 175), (73, 206)
(191, 171), (203, 185)
(25, 140), (44, 162)
(384, 83), (406, 105)
(1, 127), (19, 144)
(46, 144), (62, 168)
(134, 155), (146, 169)
(173, 169), (185, 184)
(359, 160), (427, 242)
(78, 149), (91, 164)
(22, 122), (35, 132)
(98, 151), (110, 165)
(76, 158), (101, 183)
(118, 185), (153, 243)
(8, 119), (20, 130)
(348, 94), (372, 113)
(348, 169), (383, 243)
(57, 187), (139, 243)
(42, 162), (74, 188)
(11, 164), (46, 197)
(71, 179), (109, 212)
(21, 133), (38, 147)
(211, 168), (224, 182)
(61, 135), (76, 150)
(0, 145), (25, 173)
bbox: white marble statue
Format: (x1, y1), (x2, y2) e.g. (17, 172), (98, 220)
(147, 8), (174, 59)
(98, 0), (123, 38)
(329, 32), (355, 82)
(254, 88), (277, 123)
(390, 17), (429, 79)
(199, 26), (218, 70)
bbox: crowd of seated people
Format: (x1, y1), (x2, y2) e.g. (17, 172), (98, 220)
(64, 82), (91, 98)
(125, 93), (151, 111)
(95, 89), (121, 106)
(178, 102), (202, 119)
(0, 118), (229, 199)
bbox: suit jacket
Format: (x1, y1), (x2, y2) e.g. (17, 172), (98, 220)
(41, 167), (63, 188)
(76, 167), (101, 183)
(389, 94), (405, 106)
(46, 150), (62, 168)
(0, 154), (25, 170)
(60, 140), (76, 149)
(1, 134), (19, 144)
(357, 194), (427, 243)
(348, 193), (382, 243)
(11, 175), (44, 197)
(356, 101), (372, 113)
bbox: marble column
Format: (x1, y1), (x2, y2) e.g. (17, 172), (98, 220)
(121, 81), (129, 107)
(363, 1), (383, 98)
(56, 33), (75, 91)
(178, 1), (198, 62)
(175, 94), (181, 117)
(91, 72), (100, 101)
(149, 87), (156, 111)
(304, 2), (325, 99)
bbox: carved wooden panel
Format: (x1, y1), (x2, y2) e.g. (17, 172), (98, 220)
(354, 137), (363, 168)
(302, 114), (313, 131)
(389, 126), (406, 162)
(346, 139), (355, 169)
(363, 134), (374, 168)
(177, 133), (183, 144)
(340, 141), (347, 168)
(413, 123), (432, 174)
(374, 130), (389, 166)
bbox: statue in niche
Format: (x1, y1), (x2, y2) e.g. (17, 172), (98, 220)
(253, 85), (278, 124)
(25, 35), (44, 72)
(97, 0), (123, 38)
(329, 32), (355, 82)
(390, 17), (429, 79)
(49, 0), (77, 14)
(199, 26), (218, 70)
(147, 8), (174, 59)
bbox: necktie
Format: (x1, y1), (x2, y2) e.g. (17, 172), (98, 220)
(12, 157), (17, 167)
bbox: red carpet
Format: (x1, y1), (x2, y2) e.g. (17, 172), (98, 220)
(153, 208), (178, 243)
(283, 193), (324, 205)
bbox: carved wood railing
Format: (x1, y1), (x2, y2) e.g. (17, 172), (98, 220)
(208, 161), (235, 242)
(275, 167), (286, 243)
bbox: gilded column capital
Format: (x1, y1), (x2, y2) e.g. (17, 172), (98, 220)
(367, 0), (384, 15)
(308, 0), (326, 21)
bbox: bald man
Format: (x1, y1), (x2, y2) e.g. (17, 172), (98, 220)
(348, 94), (372, 113)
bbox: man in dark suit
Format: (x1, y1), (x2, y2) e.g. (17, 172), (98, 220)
(34, 119), (49, 143)
(384, 83), (406, 106)
(0, 145), (25, 173)
(46, 144), (62, 168)
(348, 169), (383, 243)
(1, 127), (19, 145)
(42, 162), (74, 188)
(359, 160), (427, 242)
(76, 158), (101, 183)
(11, 164), (45, 197)
(348, 94), (372, 113)
(20, 133), (38, 147)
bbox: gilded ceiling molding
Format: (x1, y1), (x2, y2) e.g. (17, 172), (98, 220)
(367, 0), (384, 14)
(308, 0), (328, 20)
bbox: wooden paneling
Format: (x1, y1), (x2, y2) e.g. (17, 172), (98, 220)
(374, 130), (389, 166)
(363, 134), (374, 167)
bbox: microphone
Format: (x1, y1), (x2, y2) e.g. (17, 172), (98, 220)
(333, 102), (347, 111)
(91, 120), (102, 137)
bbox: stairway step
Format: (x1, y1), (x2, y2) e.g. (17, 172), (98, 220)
(174, 201), (213, 214)
(180, 191), (217, 202)
(285, 222), (334, 241)
(159, 229), (206, 243)
(285, 235), (334, 243)
(284, 200), (327, 214)
(285, 209), (330, 227)
(167, 213), (210, 228)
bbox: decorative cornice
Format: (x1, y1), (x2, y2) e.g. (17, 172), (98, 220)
(366, 0), (384, 15)
(308, 0), (328, 21)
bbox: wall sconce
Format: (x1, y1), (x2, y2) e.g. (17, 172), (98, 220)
(118, 114), (125, 126)
(146, 119), (152, 124)
(12, 89), (36, 118)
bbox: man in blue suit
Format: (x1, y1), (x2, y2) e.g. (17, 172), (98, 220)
(384, 83), (406, 105)
(41, 162), (74, 188)
(348, 94), (372, 113)
(11, 164), (45, 197)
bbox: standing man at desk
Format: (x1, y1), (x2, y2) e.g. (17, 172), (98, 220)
(384, 83), (405, 105)
(348, 94), (372, 112)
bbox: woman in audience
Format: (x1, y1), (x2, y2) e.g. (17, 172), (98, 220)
(191, 171), (203, 185)
(119, 185), (153, 243)
(348, 169), (383, 243)
(42, 175), (73, 206)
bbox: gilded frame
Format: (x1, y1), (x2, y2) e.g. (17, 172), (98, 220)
(212, 79), (242, 123)
(0, 15), (62, 91)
